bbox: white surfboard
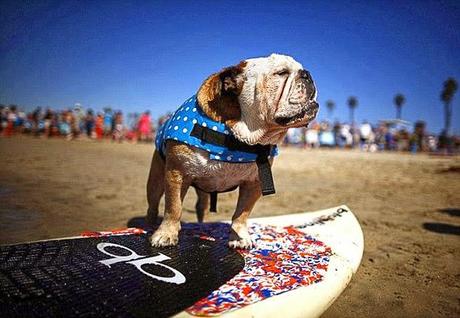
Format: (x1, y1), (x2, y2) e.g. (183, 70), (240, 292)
(0, 205), (363, 318)
(177, 205), (364, 318)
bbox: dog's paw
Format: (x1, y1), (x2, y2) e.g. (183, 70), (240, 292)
(228, 237), (253, 249)
(228, 225), (253, 249)
(150, 230), (179, 247)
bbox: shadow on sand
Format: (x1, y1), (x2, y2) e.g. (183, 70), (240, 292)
(423, 222), (460, 236)
(438, 208), (460, 217)
(437, 166), (460, 174)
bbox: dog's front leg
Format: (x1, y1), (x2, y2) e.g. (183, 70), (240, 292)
(229, 181), (261, 249)
(150, 167), (189, 247)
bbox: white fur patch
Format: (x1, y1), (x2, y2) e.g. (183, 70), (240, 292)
(230, 54), (315, 145)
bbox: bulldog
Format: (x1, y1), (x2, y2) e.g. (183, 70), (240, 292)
(147, 54), (318, 249)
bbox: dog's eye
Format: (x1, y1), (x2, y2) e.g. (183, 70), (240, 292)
(275, 70), (289, 76)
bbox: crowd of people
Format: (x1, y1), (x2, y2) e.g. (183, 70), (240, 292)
(1, 104), (458, 154)
(284, 120), (459, 153)
(0, 104), (165, 143)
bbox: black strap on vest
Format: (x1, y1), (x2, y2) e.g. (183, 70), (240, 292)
(210, 192), (218, 213)
(190, 123), (276, 213)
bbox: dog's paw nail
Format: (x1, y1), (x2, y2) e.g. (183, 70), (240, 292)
(228, 239), (253, 249)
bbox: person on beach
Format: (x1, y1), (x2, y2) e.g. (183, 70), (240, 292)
(31, 107), (41, 136)
(103, 108), (113, 138)
(43, 108), (54, 138)
(73, 104), (85, 137)
(95, 113), (104, 139)
(112, 111), (124, 143)
(3, 106), (17, 137)
(85, 109), (95, 138)
(306, 121), (320, 148)
(137, 110), (152, 142)
(59, 109), (74, 140)
(359, 121), (372, 151)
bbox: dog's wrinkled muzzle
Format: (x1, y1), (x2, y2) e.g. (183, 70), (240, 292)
(299, 70), (316, 100)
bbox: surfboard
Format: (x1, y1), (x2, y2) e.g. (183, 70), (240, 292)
(0, 205), (363, 318)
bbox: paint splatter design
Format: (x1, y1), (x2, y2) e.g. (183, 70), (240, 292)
(187, 223), (332, 316)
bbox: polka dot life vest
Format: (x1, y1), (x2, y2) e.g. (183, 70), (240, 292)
(155, 96), (278, 163)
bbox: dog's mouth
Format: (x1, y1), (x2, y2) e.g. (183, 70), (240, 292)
(275, 102), (319, 127)
(275, 110), (307, 126)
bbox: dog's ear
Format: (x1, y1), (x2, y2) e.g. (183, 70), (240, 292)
(197, 61), (247, 123)
(219, 65), (245, 96)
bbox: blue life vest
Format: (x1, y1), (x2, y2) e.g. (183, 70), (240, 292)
(155, 96), (278, 162)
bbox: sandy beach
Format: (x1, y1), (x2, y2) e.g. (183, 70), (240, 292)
(0, 136), (459, 317)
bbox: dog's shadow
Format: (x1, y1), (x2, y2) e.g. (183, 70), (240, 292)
(127, 216), (159, 231)
(126, 216), (233, 241)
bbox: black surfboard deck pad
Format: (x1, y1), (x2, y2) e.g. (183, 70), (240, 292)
(0, 223), (244, 318)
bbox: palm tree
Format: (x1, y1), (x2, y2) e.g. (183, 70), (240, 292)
(347, 96), (358, 124)
(440, 77), (458, 135)
(394, 94), (405, 119)
(326, 100), (335, 119)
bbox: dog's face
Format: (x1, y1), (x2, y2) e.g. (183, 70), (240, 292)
(240, 54), (319, 128)
(197, 54), (319, 145)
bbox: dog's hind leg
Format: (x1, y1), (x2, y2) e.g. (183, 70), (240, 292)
(146, 150), (165, 226)
(194, 188), (209, 223)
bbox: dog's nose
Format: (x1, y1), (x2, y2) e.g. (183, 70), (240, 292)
(299, 70), (313, 83)
(308, 101), (319, 112)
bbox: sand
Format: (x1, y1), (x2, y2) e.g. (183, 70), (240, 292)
(0, 136), (459, 317)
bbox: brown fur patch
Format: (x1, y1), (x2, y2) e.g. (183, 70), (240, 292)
(165, 140), (196, 171)
(197, 61), (247, 124)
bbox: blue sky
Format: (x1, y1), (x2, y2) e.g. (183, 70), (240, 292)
(1, 0), (459, 133)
